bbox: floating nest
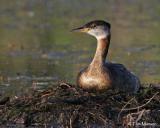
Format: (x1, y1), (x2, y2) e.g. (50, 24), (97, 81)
(0, 83), (160, 127)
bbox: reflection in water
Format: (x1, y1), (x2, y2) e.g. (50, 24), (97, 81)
(0, 0), (159, 95)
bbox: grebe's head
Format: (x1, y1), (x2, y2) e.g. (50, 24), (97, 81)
(72, 20), (111, 39)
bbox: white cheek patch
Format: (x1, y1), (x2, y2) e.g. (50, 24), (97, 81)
(96, 33), (108, 39)
(88, 29), (109, 39)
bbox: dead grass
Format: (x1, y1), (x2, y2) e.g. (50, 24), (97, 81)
(0, 83), (159, 127)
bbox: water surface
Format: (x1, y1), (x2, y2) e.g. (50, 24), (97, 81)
(0, 0), (160, 96)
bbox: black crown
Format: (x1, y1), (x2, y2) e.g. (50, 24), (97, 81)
(84, 20), (111, 29)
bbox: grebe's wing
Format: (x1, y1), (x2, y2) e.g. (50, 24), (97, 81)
(105, 62), (140, 93)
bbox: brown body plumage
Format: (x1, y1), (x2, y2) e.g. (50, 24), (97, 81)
(73, 20), (140, 93)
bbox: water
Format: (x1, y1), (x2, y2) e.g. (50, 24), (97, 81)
(0, 0), (160, 96)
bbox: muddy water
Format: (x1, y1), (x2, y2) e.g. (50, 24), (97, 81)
(0, 0), (159, 96)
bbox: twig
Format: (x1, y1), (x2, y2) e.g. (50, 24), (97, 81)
(69, 118), (72, 128)
(117, 97), (135, 122)
(121, 92), (159, 111)
(87, 112), (107, 125)
(59, 82), (72, 89)
(135, 109), (145, 124)
(41, 92), (54, 98)
(118, 92), (159, 122)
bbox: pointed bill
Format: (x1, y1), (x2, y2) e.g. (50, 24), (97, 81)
(71, 26), (89, 32)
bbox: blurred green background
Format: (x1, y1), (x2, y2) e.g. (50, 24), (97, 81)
(0, 0), (160, 95)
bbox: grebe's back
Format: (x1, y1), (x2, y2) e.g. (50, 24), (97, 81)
(105, 62), (140, 93)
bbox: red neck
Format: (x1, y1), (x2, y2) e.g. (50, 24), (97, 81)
(90, 35), (110, 66)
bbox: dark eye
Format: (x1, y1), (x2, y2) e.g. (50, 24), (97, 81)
(91, 24), (96, 28)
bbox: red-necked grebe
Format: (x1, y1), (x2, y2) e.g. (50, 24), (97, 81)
(72, 20), (140, 93)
